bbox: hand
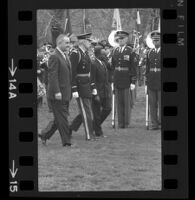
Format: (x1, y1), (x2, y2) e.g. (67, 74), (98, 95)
(108, 57), (112, 64)
(55, 92), (62, 100)
(72, 92), (79, 98)
(92, 89), (97, 95)
(145, 86), (147, 94)
(130, 84), (135, 90)
(94, 95), (100, 102)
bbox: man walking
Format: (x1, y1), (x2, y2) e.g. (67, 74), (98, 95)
(38, 34), (72, 146)
(69, 33), (97, 141)
(91, 45), (112, 137)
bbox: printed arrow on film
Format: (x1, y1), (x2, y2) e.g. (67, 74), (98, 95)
(9, 58), (17, 77)
(9, 160), (18, 178)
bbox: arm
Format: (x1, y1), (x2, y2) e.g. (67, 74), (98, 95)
(69, 51), (79, 93)
(130, 51), (137, 85)
(145, 50), (150, 83)
(48, 55), (60, 95)
(90, 60), (97, 95)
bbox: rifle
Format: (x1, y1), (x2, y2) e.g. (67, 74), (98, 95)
(111, 82), (116, 128)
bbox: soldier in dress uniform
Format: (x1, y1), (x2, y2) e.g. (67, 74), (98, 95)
(91, 45), (112, 137)
(145, 31), (161, 130)
(111, 30), (137, 128)
(69, 33), (98, 141)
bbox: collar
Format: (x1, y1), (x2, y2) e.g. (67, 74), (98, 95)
(154, 47), (160, 53)
(79, 46), (86, 54)
(56, 47), (66, 60)
(119, 45), (126, 52)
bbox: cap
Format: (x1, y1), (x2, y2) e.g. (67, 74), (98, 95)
(115, 30), (129, 39)
(151, 31), (160, 41)
(69, 34), (78, 43)
(99, 40), (111, 48)
(77, 32), (92, 40)
(94, 45), (104, 55)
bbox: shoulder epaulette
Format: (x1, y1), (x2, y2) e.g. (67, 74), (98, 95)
(70, 48), (78, 54)
(126, 45), (133, 50)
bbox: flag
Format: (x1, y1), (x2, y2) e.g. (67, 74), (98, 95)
(83, 9), (92, 33)
(136, 10), (141, 25)
(158, 18), (160, 32)
(112, 9), (122, 30)
(64, 9), (72, 35)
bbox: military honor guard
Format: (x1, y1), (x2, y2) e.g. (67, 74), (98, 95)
(111, 30), (137, 128)
(145, 31), (161, 130)
(69, 33), (97, 141)
(91, 45), (112, 137)
(38, 34), (73, 146)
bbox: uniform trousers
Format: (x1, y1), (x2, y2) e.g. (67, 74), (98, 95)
(115, 88), (132, 128)
(92, 96), (111, 136)
(70, 97), (95, 140)
(41, 99), (71, 145)
(148, 88), (161, 128)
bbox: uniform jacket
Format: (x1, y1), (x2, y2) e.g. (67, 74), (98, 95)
(111, 45), (136, 89)
(91, 57), (111, 99)
(47, 48), (72, 102)
(69, 47), (96, 98)
(146, 48), (161, 90)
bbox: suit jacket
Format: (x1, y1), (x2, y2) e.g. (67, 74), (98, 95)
(47, 48), (72, 102)
(91, 57), (111, 99)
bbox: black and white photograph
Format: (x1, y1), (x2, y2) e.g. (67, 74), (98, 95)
(37, 8), (161, 191)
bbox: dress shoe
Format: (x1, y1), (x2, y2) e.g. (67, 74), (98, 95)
(38, 133), (47, 145)
(98, 135), (107, 138)
(63, 143), (72, 147)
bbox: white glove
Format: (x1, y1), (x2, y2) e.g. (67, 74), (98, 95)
(55, 92), (62, 100)
(145, 86), (147, 94)
(72, 92), (79, 98)
(92, 89), (97, 95)
(130, 84), (135, 90)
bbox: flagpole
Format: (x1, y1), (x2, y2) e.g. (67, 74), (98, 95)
(83, 9), (86, 33)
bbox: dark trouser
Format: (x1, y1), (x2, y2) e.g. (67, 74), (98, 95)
(148, 89), (161, 128)
(46, 86), (52, 112)
(70, 97), (95, 140)
(41, 99), (71, 145)
(116, 88), (132, 128)
(92, 96), (111, 136)
(138, 65), (144, 86)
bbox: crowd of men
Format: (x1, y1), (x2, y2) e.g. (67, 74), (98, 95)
(37, 30), (161, 147)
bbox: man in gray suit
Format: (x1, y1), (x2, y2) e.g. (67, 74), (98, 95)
(38, 34), (72, 147)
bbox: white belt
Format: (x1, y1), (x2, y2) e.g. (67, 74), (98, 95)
(115, 67), (129, 71)
(150, 68), (161, 72)
(77, 72), (90, 77)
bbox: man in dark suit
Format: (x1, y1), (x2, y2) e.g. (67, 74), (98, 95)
(91, 45), (111, 137)
(145, 31), (161, 130)
(38, 34), (72, 146)
(111, 31), (137, 128)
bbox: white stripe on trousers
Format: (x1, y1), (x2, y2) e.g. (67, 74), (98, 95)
(79, 98), (90, 140)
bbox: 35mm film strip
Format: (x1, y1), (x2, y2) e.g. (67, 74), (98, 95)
(8, 0), (188, 198)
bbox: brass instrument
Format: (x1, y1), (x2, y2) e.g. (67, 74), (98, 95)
(145, 30), (160, 49)
(108, 30), (120, 48)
